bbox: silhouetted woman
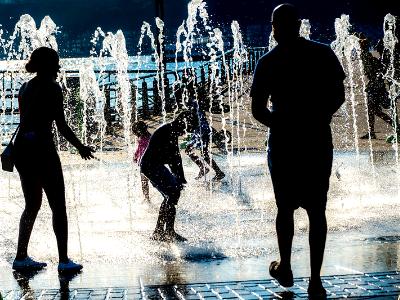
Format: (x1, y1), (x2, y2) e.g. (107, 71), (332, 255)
(12, 47), (94, 272)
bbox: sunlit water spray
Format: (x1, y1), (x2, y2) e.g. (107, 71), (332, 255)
(101, 30), (132, 151)
(0, 5), (399, 274)
(332, 15), (361, 158)
(383, 14), (400, 163)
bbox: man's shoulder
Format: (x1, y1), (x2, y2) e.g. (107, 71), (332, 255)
(303, 39), (336, 58)
(256, 48), (278, 69)
(262, 46), (280, 60)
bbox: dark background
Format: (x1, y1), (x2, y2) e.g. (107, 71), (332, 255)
(0, 0), (399, 56)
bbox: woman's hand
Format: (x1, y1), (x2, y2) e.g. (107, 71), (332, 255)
(78, 145), (95, 160)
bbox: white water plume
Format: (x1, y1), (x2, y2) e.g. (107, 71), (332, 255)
(300, 19), (311, 39)
(79, 60), (107, 149)
(6, 14), (58, 60)
(100, 30), (132, 150)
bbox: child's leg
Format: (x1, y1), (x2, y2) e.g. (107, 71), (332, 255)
(185, 143), (209, 178)
(202, 138), (225, 179)
(140, 174), (150, 202)
(142, 164), (182, 240)
(153, 199), (168, 238)
(164, 190), (187, 241)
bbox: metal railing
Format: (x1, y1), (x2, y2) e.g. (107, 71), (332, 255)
(0, 47), (267, 128)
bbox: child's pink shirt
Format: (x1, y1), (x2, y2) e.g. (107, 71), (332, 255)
(134, 135), (151, 164)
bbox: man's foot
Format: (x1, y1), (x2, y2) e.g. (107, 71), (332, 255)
(58, 259), (83, 273)
(165, 231), (188, 243)
(195, 168), (210, 180)
(12, 257), (47, 271)
(269, 261), (294, 287)
(308, 279), (327, 299)
(360, 132), (376, 139)
(212, 172), (225, 182)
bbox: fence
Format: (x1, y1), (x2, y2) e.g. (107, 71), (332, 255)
(0, 47), (269, 131)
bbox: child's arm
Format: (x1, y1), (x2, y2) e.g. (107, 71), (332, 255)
(170, 143), (187, 184)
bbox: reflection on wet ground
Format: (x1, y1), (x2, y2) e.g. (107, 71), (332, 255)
(0, 151), (399, 291)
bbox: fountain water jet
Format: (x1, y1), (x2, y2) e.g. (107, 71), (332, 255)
(0, 6), (398, 286)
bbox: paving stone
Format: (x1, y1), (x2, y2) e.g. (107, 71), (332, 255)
(242, 293), (261, 299)
(181, 295), (201, 300)
(3, 271), (400, 299)
(190, 286), (211, 293)
(198, 291), (218, 298)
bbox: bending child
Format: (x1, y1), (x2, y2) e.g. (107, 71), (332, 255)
(132, 121), (151, 202)
(140, 111), (198, 242)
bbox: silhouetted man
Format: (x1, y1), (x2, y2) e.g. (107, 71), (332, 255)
(251, 4), (345, 297)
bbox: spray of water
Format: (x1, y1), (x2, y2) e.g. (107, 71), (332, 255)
(331, 15), (361, 156)
(100, 30), (132, 151)
(78, 60), (107, 150)
(155, 17), (167, 123)
(382, 14), (400, 163)
(300, 19), (311, 39)
(137, 21), (162, 116)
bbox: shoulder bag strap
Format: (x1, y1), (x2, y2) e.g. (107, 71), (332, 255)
(9, 124), (20, 143)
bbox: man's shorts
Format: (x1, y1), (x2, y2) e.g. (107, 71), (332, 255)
(268, 146), (333, 212)
(141, 163), (182, 205)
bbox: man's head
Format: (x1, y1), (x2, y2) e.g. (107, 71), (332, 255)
(272, 3), (300, 44)
(172, 110), (199, 136)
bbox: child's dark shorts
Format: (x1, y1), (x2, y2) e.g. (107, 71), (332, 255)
(141, 163), (183, 205)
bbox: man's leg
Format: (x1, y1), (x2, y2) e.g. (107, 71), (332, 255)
(276, 207), (295, 269)
(307, 208), (327, 282)
(306, 155), (331, 296)
(268, 152), (295, 287)
(268, 206), (295, 287)
(306, 206), (328, 297)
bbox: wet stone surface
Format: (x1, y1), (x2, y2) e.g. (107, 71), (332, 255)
(1, 271), (399, 299)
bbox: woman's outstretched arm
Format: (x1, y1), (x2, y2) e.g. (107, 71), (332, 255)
(54, 84), (94, 160)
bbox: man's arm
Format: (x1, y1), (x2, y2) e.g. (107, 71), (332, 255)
(251, 95), (273, 128)
(250, 58), (274, 127)
(326, 48), (346, 116)
(328, 81), (345, 116)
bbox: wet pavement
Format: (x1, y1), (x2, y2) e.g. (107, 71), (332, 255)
(1, 271), (399, 299)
